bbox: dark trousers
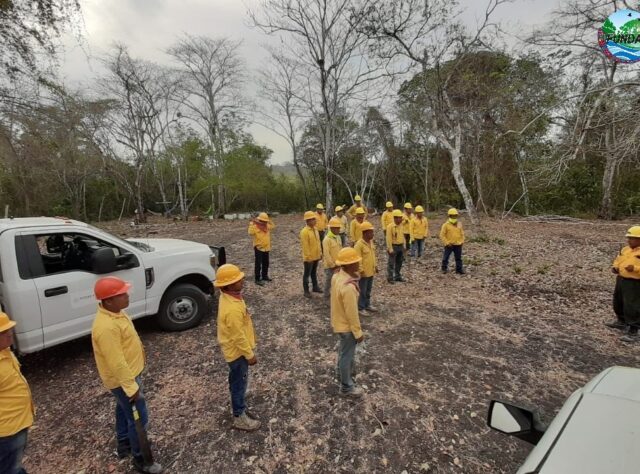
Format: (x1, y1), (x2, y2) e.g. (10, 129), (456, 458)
(303, 260), (320, 292)
(404, 233), (411, 251)
(442, 245), (463, 273)
(254, 247), (270, 281)
(0, 428), (28, 474)
(228, 357), (249, 417)
(111, 377), (149, 461)
(318, 230), (326, 244)
(337, 333), (357, 393)
(387, 244), (404, 280)
(358, 276), (373, 310)
(340, 233), (347, 246)
(614, 276), (640, 326)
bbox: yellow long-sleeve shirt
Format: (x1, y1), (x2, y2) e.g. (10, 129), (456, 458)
(0, 348), (34, 437)
(401, 213), (412, 235)
(300, 225), (322, 262)
(347, 204), (367, 218)
(217, 291), (257, 363)
(316, 212), (328, 232)
(91, 305), (146, 397)
(440, 221), (465, 246)
(354, 239), (377, 277)
(410, 216), (429, 241)
(338, 215), (348, 235)
(330, 269), (362, 339)
(613, 245), (640, 280)
(248, 220), (275, 252)
(381, 210), (394, 231)
(349, 219), (367, 244)
(386, 222), (405, 252)
(323, 231), (342, 269)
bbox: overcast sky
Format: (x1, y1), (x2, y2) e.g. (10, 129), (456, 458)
(60, 0), (562, 164)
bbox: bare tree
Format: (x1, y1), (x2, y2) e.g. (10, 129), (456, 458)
(250, 0), (387, 211)
(167, 35), (246, 215)
(257, 47), (310, 207)
(100, 45), (179, 222)
(354, 0), (512, 224)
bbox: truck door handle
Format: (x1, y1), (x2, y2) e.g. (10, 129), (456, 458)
(44, 286), (68, 297)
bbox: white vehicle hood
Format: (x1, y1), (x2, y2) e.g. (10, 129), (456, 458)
(127, 238), (212, 255)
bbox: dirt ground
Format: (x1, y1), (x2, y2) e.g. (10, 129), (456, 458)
(19, 213), (640, 473)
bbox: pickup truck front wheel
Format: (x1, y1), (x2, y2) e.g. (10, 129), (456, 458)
(157, 284), (208, 331)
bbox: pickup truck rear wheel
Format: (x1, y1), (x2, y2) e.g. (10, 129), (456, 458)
(157, 284), (207, 331)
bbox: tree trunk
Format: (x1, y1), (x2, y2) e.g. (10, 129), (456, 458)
(599, 152), (619, 219)
(134, 166), (146, 223)
(472, 154), (487, 215)
(218, 183), (226, 216)
(516, 149), (530, 216)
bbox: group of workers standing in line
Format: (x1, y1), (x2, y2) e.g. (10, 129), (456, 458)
(2, 210), (637, 474)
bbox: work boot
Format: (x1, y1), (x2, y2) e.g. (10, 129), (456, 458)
(304, 291), (312, 299)
(366, 306), (378, 313)
(312, 287), (323, 294)
(132, 457), (163, 474)
(620, 332), (640, 343)
(442, 269), (448, 274)
(395, 277), (407, 283)
(233, 412), (261, 431)
(456, 270), (466, 275)
(339, 386), (364, 399)
(605, 320), (627, 330)
(262, 277), (273, 282)
(387, 278), (395, 284)
(116, 439), (131, 459)
(255, 280), (265, 286)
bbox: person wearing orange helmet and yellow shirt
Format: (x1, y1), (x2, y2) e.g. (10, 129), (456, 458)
(386, 210), (406, 283)
(349, 208), (367, 246)
(608, 226), (640, 343)
(347, 195), (367, 218)
(354, 221), (378, 312)
(248, 212), (275, 286)
(315, 204), (328, 243)
(301, 211), (323, 298)
(215, 264), (261, 432)
(335, 206), (348, 246)
(322, 217), (344, 302)
(0, 313), (34, 474)
(381, 202), (394, 234)
(402, 203), (413, 254)
(440, 208), (465, 275)
(410, 206), (429, 259)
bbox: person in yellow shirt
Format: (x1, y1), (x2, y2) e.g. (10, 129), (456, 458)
(248, 212), (275, 286)
(0, 313), (34, 474)
(386, 210), (406, 283)
(335, 206), (348, 246)
(349, 208), (367, 245)
(301, 211), (322, 298)
(347, 194), (367, 218)
(410, 205), (429, 259)
(402, 202), (413, 253)
(315, 204), (328, 242)
(215, 264), (261, 431)
(354, 222), (378, 312)
(609, 226), (640, 343)
(331, 247), (365, 398)
(381, 202), (394, 235)
(91, 277), (162, 474)
(440, 208), (465, 275)
(323, 217), (343, 303)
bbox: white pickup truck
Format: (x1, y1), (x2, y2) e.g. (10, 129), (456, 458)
(0, 217), (224, 354)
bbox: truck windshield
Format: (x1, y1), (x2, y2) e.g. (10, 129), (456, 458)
(87, 225), (153, 253)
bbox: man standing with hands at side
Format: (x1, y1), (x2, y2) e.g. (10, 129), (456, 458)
(91, 277), (163, 474)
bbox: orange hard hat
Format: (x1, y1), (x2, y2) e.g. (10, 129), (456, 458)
(94, 277), (131, 301)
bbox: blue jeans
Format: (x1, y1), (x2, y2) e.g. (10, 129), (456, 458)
(442, 245), (463, 273)
(340, 234), (347, 246)
(337, 333), (357, 393)
(111, 376), (148, 460)
(387, 245), (404, 280)
(228, 357), (249, 417)
(358, 276), (373, 310)
(0, 428), (28, 474)
(411, 239), (424, 257)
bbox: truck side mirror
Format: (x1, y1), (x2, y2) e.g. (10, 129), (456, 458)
(91, 247), (118, 274)
(487, 400), (546, 445)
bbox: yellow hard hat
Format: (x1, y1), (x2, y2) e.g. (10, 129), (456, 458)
(304, 211), (317, 220)
(214, 264), (245, 288)
(404, 202), (413, 209)
(0, 312), (16, 332)
(257, 212), (269, 222)
(415, 205), (424, 213)
(448, 208), (459, 216)
(386, 201), (393, 208)
(316, 203), (325, 210)
(354, 195), (362, 201)
(335, 205), (343, 212)
(626, 226), (640, 238)
(360, 221), (374, 232)
(392, 209), (403, 217)
(355, 208), (366, 215)
(336, 247), (362, 266)
(329, 217), (342, 228)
